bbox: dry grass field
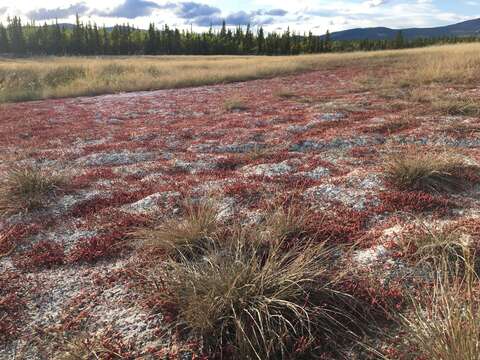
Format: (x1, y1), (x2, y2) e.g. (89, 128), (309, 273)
(2, 43), (480, 359)
(1, 43), (478, 103)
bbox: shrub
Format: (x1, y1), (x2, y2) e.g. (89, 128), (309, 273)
(385, 149), (480, 193)
(14, 241), (65, 271)
(0, 165), (66, 215)
(68, 231), (125, 264)
(0, 271), (28, 345)
(134, 200), (219, 258)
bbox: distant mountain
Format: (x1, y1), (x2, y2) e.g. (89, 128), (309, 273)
(326, 18), (480, 41)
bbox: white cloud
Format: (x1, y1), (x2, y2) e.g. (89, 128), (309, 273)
(0, 0), (474, 35)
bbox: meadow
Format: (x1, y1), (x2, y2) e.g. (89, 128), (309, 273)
(2, 43), (480, 359)
(1, 43), (479, 103)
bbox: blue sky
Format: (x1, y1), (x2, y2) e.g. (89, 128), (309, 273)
(0, 0), (478, 34)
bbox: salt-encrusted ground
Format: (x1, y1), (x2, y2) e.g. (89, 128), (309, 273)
(1, 67), (480, 358)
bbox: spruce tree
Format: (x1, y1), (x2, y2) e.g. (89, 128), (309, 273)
(0, 23), (10, 53)
(324, 30), (332, 52)
(395, 30), (405, 49)
(8, 17), (26, 55)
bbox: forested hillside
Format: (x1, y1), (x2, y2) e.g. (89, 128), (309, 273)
(0, 15), (478, 56)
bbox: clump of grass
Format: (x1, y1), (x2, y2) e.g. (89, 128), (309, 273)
(385, 149), (480, 193)
(99, 63), (134, 78)
(0, 165), (66, 215)
(402, 253), (480, 360)
(42, 66), (86, 87)
(154, 231), (359, 359)
(0, 68), (42, 102)
(402, 223), (468, 266)
(264, 204), (317, 243)
(433, 97), (480, 116)
(441, 122), (480, 137)
(243, 144), (284, 163)
(33, 328), (133, 360)
(366, 116), (416, 134)
(135, 200), (219, 257)
(224, 97), (248, 111)
(274, 88), (297, 99)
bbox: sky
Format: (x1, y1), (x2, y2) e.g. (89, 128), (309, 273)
(0, 0), (479, 35)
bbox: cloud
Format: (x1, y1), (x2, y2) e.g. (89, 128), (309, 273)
(191, 15), (222, 26)
(0, 7), (7, 15)
(225, 11), (252, 25)
(174, 2), (220, 19)
(95, 0), (170, 19)
(363, 0), (389, 7)
(191, 9), (278, 27)
(264, 9), (288, 16)
(27, 3), (88, 20)
(175, 3), (283, 27)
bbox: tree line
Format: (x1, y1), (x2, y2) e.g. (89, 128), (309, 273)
(0, 15), (479, 56)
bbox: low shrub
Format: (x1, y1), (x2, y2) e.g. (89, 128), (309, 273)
(378, 191), (453, 214)
(14, 241), (65, 271)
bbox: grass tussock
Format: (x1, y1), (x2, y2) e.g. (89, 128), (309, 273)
(402, 253), (480, 360)
(385, 149), (480, 193)
(135, 200), (370, 358)
(402, 222), (468, 266)
(407, 86), (480, 116)
(0, 165), (66, 215)
(224, 97), (248, 111)
(264, 204), (317, 243)
(156, 234), (359, 359)
(441, 121), (480, 137)
(134, 200), (219, 257)
(366, 116), (416, 134)
(274, 88), (298, 99)
(433, 96), (480, 116)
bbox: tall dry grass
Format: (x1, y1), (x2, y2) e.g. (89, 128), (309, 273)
(0, 165), (67, 214)
(387, 44), (480, 86)
(2, 43), (480, 106)
(402, 251), (480, 360)
(0, 49), (410, 103)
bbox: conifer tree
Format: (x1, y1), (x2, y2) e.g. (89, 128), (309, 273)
(0, 23), (10, 53)
(8, 17), (26, 55)
(395, 30), (405, 49)
(324, 30), (332, 52)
